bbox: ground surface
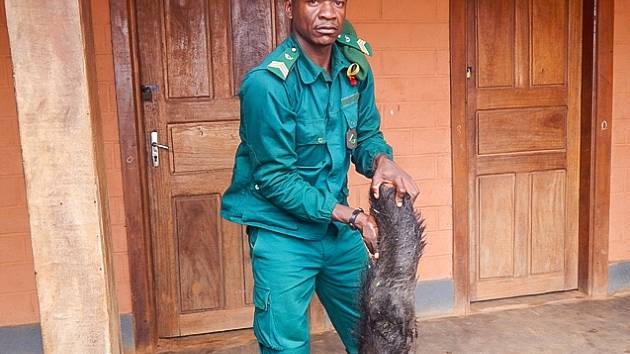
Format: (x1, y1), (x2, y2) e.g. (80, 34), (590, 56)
(206, 293), (630, 354)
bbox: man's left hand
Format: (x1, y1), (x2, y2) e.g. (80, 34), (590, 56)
(371, 155), (420, 207)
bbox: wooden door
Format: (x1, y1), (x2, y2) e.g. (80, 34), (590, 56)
(135, 0), (292, 337)
(467, 0), (582, 301)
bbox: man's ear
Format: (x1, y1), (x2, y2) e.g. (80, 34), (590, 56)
(285, 0), (293, 20)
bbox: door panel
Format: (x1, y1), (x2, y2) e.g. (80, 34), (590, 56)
(530, 170), (566, 274)
(477, 108), (567, 155)
(169, 121), (240, 173)
(531, 0), (568, 86)
(135, 0), (294, 337)
(231, 0), (274, 94)
(477, 174), (515, 279)
(468, 0), (582, 301)
(164, 0), (212, 98)
(175, 194), (223, 313)
(476, 0), (515, 88)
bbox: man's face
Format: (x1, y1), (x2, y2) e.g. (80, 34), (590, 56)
(287, 0), (347, 47)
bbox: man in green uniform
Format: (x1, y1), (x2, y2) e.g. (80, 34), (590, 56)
(221, 0), (419, 353)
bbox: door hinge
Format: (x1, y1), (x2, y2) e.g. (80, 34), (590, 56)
(466, 66), (473, 79)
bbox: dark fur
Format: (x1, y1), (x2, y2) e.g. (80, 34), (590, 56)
(358, 185), (426, 354)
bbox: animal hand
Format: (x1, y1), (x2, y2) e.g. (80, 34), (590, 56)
(371, 155), (420, 207)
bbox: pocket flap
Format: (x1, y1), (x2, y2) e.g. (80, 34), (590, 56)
(253, 286), (271, 311)
(342, 102), (358, 129)
(296, 119), (327, 146)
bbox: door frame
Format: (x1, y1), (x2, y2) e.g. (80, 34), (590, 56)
(450, 0), (614, 315)
(110, 0), (155, 352)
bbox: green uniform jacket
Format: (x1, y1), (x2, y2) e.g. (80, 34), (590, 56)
(221, 34), (393, 240)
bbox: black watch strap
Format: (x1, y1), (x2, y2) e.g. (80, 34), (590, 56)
(348, 208), (364, 230)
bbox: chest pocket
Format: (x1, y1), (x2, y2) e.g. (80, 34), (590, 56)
(296, 117), (327, 146)
(295, 114), (327, 170)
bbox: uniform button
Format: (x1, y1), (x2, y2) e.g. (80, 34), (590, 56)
(317, 137), (325, 144)
(291, 47), (297, 52)
(254, 184), (260, 191)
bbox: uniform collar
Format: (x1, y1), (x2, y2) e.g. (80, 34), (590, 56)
(289, 34), (351, 85)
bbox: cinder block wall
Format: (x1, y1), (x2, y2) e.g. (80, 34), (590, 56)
(610, 0), (630, 261)
(0, 0), (132, 326)
(346, 0), (453, 281)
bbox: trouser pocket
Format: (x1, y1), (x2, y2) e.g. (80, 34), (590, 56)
(253, 285), (283, 351)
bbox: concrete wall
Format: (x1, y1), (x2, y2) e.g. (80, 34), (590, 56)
(610, 0), (630, 262)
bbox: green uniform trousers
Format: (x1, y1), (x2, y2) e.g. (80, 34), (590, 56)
(248, 225), (368, 353)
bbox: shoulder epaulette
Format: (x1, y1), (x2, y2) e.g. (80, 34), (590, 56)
(336, 33), (372, 57)
(266, 47), (300, 80)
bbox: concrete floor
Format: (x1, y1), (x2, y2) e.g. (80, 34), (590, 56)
(210, 293), (630, 354)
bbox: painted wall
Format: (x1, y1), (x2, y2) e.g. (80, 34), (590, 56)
(610, 0), (630, 262)
(0, 0), (131, 327)
(0, 0), (37, 327)
(346, 0), (453, 281)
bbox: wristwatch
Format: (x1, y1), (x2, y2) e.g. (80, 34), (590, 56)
(348, 208), (364, 230)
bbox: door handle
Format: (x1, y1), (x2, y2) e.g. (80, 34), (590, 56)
(150, 131), (169, 167)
